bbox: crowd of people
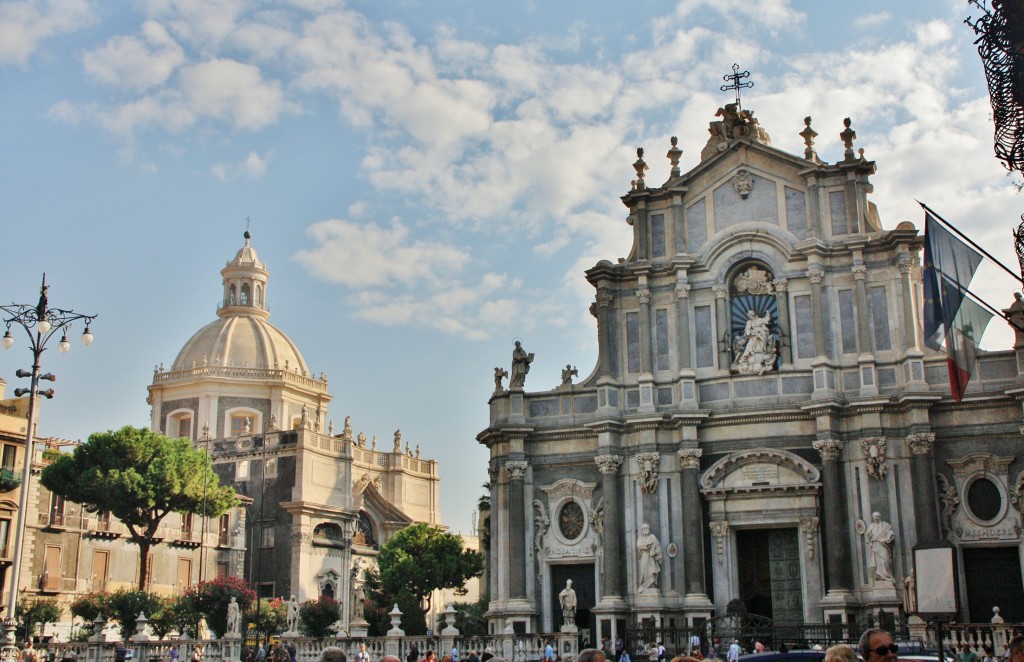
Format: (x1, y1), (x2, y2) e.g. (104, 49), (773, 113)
(563, 630), (1024, 662)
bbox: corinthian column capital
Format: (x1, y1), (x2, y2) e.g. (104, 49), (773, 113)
(813, 439), (843, 460)
(677, 448), (703, 470)
(506, 461), (528, 481)
(906, 432), (936, 455)
(595, 454), (622, 475)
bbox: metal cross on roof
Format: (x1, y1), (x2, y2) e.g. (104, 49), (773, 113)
(721, 63), (753, 109)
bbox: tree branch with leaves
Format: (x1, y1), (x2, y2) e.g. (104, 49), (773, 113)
(41, 425), (238, 590)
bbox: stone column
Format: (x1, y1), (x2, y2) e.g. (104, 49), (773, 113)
(672, 195), (686, 254)
(677, 449), (706, 596)
(488, 463), (500, 600)
(906, 433), (940, 542)
(506, 461), (529, 599)
(675, 282), (692, 370)
(595, 455), (624, 598)
(807, 268), (827, 357)
(637, 283), (653, 373)
(813, 440), (853, 591)
(898, 254), (918, 350)
(714, 284), (730, 369)
(775, 278), (793, 365)
(852, 265), (873, 353)
(595, 289), (615, 377)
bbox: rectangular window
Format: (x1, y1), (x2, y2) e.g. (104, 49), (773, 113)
(177, 558), (193, 590)
(261, 525), (275, 548)
(177, 416), (192, 440)
(650, 213), (666, 258)
(43, 545), (61, 590)
(655, 308), (670, 371)
(91, 550), (109, 592)
(0, 519), (10, 557)
(795, 294), (815, 359)
(265, 457), (278, 479)
(216, 562), (229, 579)
(236, 460), (250, 481)
(626, 312), (641, 373)
(181, 513), (194, 539)
(1, 445), (15, 469)
(838, 289), (858, 354)
(231, 414), (253, 437)
(218, 514), (231, 546)
(694, 305), (714, 368)
(257, 582), (275, 599)
(49, 493), (65, 526)
(870, 286), (892, 351)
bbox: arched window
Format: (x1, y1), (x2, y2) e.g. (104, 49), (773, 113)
(357, 511), (377, 548)
(229, 285), (237, 306)
(241, 283), (251, 305)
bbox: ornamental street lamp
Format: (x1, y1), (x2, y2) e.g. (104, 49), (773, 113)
(0, 275), (95, 657)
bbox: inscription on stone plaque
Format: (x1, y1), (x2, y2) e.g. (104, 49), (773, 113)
(742, 464), (778, 485)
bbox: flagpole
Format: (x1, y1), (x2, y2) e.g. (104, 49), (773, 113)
(918, 200), (1024, 285)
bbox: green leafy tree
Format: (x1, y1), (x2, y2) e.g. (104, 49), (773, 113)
(179, 576), (256, 639)
(298, 596), (340, 638)
(105, 589), (165, 641)
(371, 523), (483, 633)
(16, 599), (61, 640)
(246, 598), (287, 638)
(69, 592), (109, 624)
(452, 600), (488, 636)
(40, 425), (239, 589)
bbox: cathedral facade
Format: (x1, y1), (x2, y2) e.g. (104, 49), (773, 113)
(478, 103), (1024, 640)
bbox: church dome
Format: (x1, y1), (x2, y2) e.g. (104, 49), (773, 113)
(168, 230), (310, 376)
(172, 315), (310, 374)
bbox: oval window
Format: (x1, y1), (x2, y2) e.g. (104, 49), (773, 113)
(967, 477), (1001, 522)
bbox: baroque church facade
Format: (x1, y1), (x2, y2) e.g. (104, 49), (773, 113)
(145, 231), (441, 609)
(7, 232), (440, 637)
(479, 102), (1024, 640)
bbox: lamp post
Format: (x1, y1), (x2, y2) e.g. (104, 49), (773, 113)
(0, 275), (95, 658)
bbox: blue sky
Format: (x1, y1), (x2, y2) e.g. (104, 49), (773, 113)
(1, 0), (1021, 532)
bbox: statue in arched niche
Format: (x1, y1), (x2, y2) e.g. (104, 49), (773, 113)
(729, 264), (780, 375)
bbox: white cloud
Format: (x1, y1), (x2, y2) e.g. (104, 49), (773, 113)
(0, 0), (94, 66)
(143, 0), (244, 50)
(295, 218), (470, 289)
(854, 12), (892, 29)
(180, 58), (290, 130)
(673, 0), (806, 36)
(212, 149), (275, 181)
(294, 217), (522, 340)
(84, 21), (185, 91)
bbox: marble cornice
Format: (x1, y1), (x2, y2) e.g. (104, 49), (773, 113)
(701, 410), (812, 428)
(528, 429), (596, 443)
(931, 395), (1014, 413)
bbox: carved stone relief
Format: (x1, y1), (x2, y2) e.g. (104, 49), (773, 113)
(860, 437), (887, 480)
(709, 521), (729, 564)
(636, 453), (660, 494)
(801, 517), (819, 559)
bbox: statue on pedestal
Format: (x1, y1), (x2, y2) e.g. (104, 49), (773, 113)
(225, 597), (241, 638)
(558, 580), (577, 630)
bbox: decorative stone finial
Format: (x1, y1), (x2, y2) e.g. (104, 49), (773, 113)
(800, 116), (819, 162)
(633, 147), (648, 189)
(666, 136), (683, 178)
(840, 117), (857, 161)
